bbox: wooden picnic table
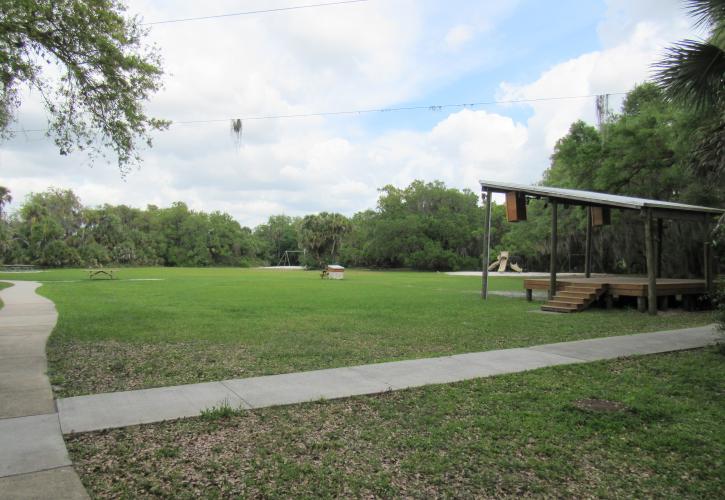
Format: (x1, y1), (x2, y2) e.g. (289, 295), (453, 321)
(1, 264), (37, 272)
(87, 269), (118, 280)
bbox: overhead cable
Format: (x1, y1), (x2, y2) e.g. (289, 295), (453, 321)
(9, 92), (628, 134)
(142, 0), (370, 26)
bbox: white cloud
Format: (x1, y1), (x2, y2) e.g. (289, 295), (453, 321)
(597, 0), (693, 47)
(445, 25), (475, 51)
(496, 4), (696, 179)
(0, 0), (700, 227)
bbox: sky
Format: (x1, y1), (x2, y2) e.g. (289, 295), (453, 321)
(0, 0), (699, 227)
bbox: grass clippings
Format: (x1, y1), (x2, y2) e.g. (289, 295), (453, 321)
(47, 340), (256, 397)
(67, 348), (725, 498)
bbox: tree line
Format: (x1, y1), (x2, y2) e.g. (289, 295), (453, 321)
(0, 180), (485, 270)
(0, 189), (263, 268)
(0, 83), (723, 272)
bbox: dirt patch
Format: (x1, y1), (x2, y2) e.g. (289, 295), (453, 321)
(573, 398), (629, 413)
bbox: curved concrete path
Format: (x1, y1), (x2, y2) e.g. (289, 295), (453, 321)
(58, 324), (721, 434)
(0, 281), (87, 499)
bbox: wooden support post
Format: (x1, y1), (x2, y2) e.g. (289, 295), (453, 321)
(683, 295), (695, 311)
(644, 209), (657, 315)
(481, 189), (492, 299)
(549, 200), (558, 300)
(526, 288), (533, 302)
(585, 206), (592, 278)
(637, 296), (646, 313)
(704, 242), (713, 293)
(656, 219), (663, 278)
(658, 296), (669, 311)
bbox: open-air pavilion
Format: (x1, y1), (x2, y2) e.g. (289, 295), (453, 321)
(479, 180), (725, 315)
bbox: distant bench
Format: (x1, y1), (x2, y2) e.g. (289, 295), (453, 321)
(2, 264), (38, 272)
(87, 269), (118, 280)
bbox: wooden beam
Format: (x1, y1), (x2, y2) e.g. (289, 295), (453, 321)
(644, 209), (657, 315)
(656, 218), (663, 278)
(637, 296), (646, 313)
(549, 200), (558, 300)
(585, 206), (592, 278)
(481, 189), (492, 299)
(704, 242), (713, 293)
(649, 209), (712, 223)
(703, 217), (714, 293)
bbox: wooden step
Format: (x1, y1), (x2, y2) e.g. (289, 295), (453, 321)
(550, 300), (587, 308)
(545, 300), (584, 310)
(541, 283), (608, 313)
(554, 292), (590, 300)
(556, 291), (594, 300)
(541, 304), (577, 313)
(560, 286), (600, 294)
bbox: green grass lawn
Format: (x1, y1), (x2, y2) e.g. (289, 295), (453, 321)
(0, 281), (13, 309)
(66, 348), (725, 498)
(0, 267), (715, 396)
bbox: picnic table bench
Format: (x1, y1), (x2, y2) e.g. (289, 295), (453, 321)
(87, 269), (118, 280)
(2, 264), (37, 272)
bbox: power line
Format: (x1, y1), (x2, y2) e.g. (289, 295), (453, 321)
(177, 92), (629, 124)
(9, 92), (628, 134)
(142, 0), (370, 26)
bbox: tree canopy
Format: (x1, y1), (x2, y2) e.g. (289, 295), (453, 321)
(345, 181), (484, 270)
(0, 0), (167, 172)
(653, 0), (725, 196)
(653, 0), (724, 112)
(1, 188), (262, 267)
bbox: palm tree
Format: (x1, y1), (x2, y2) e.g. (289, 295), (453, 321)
(653, 1), (724, 196)
(653, 0), (724, 112)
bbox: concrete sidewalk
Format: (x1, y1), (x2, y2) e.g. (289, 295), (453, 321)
(0, 281), (88, 499)
(57, 324), (721, 434)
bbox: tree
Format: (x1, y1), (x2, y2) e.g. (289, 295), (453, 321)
(542, 121), (602, 190)
(0, 186), (11, 262)
(254, 215), (300, 264)
(12, 188), (83, 265)
(0, 186), (11, 218)
(0, 0), (168, 172)
(297, 212), (351, 268)
(653, 0), (724, 112)
(353, 181), (483, 271)
(653, 0), (725, 193)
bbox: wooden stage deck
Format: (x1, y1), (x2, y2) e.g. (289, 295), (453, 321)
(524, 276), (707, 298)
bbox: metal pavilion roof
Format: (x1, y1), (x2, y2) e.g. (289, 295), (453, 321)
(479, 180), (724, 215)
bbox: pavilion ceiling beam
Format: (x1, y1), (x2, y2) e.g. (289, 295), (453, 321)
(647, 209), (711, 223)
